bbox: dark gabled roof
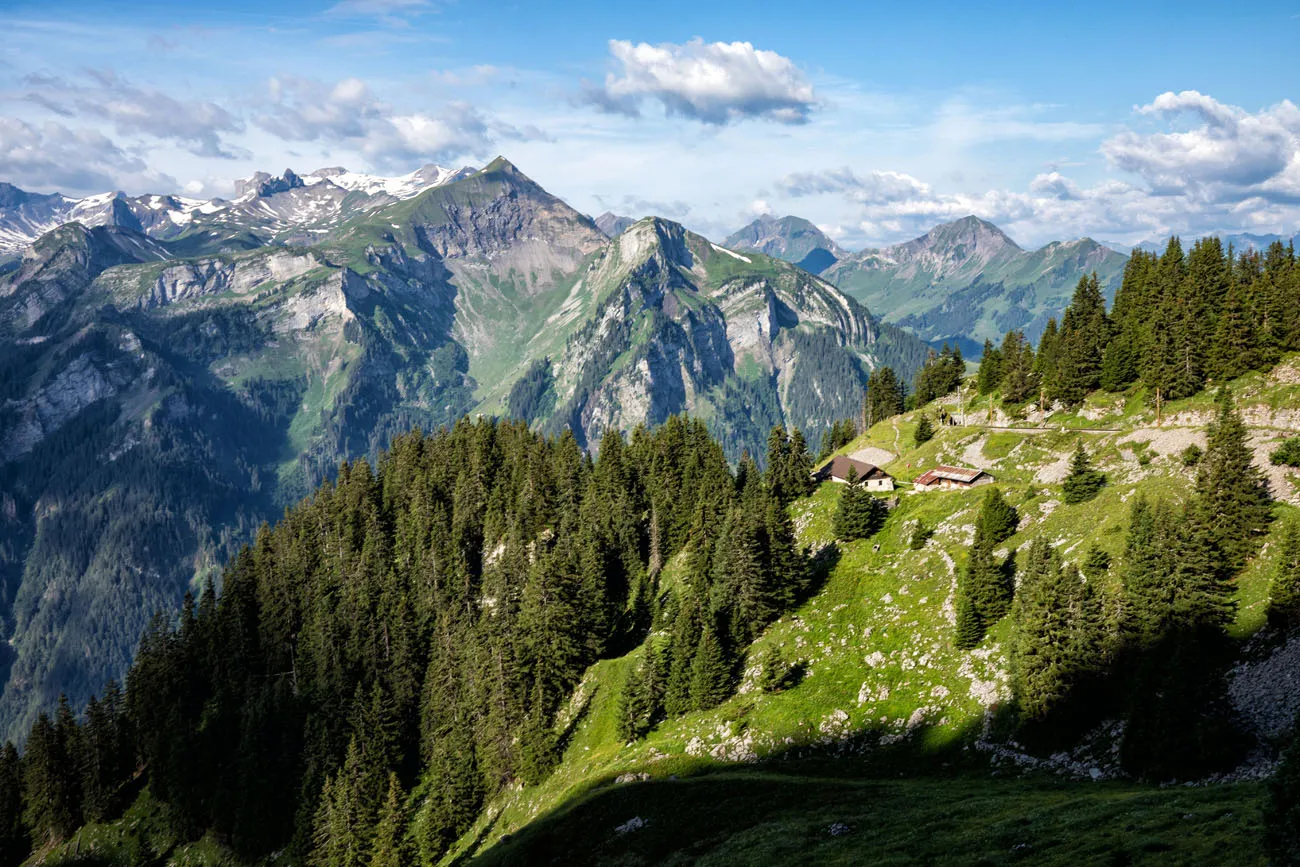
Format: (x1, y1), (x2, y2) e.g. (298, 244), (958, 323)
(816, 455), (891, 482)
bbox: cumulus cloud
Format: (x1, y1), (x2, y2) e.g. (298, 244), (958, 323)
(1102, 90), (1300, 201)
(22, 69), (244, 159)
(0, 117), (177, 195)
(254, 75), (525, 170)
(1028, 171), (1081, 201)
(778, 92), (1300, 247)
(584, 38), (817, 125)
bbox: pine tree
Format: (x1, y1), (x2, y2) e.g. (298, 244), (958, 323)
(689, 627), (732, 711)
(1011, 539), (1104, 724)
(832, 468), (885, 541)
(0, 742), (27, 867)
(1120, 496), (1177, 647)
(1196, 389), (1272, 575)
(999, 330), (1036, 405)
(368, 774), (409, 867)
(1270, 521), (1300, 628)
(1062, 441), (1106, 505)
(913, 414), (935, 447)
(977, 340), (1002, 395)
(976, 488), (1018, 546)
(954, 594), (984, 650)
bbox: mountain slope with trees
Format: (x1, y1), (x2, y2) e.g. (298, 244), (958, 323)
(0, 158), (927, 745)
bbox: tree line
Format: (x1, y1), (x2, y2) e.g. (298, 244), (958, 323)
(978, 238), (1300, 410)
(0, 416), (821, 866)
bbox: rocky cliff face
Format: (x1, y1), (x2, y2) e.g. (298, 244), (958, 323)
(533, 219), (924, 455)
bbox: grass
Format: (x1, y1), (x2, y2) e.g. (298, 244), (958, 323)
(448, 364), (1300, 862)
(473, 767), (1266, 866)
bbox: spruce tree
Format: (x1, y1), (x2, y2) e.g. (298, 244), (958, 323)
(833, 468), (885, 541)
(913, 414), (935, 447)
(977, 340), (1002, 395)
(0, 742), (26, 867)
(1062, 441), (1106, 505)
(976, 488), (1019, 546)
(689, 627), (732, 711)
(999, 330), (1036, 404)
(954, 594), (984, 650)
(1196, 388), (1272, 574)
(1270, 521), (1300, 628)
(368, 774), (409, 867)
(1011, 539), (1103, 724)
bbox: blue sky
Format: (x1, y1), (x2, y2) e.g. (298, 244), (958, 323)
(2, 0), (1298, 247)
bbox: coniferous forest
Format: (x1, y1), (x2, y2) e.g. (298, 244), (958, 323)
(0, 418), (820, 865)
(2, 235), (1300, 866)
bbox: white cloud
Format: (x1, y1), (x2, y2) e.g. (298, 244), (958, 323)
(254, 75), (519, 170)
(777, 167), (931, 203)
(1102, 90), (1300, 201)
(22, 69), (245, 159)
(0, 117), (177, 195)
(584, 38), (817, 125)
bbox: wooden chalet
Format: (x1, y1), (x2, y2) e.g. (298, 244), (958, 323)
(812, 456), (895, 491)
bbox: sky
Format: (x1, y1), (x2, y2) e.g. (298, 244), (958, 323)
(1, 0), (1299, 249)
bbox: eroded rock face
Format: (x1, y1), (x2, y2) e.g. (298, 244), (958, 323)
(1, 351), (139, 462)
(140, 251), (321, 308)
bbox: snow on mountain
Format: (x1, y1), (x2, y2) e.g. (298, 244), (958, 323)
(307, 164), (476, 199)
(0, 163), (475, 257)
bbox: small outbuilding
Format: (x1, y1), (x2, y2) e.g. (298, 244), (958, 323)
(912, 465), (994, 491)
(813, 456), (895, 491)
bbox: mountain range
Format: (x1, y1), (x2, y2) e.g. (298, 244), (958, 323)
(0, 157), (927, 741)
(730, 214), (1129, 347)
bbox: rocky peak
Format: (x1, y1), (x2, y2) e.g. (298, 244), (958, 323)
(595, 212), (635, 238)
(885, 215), (1021, 274)
(234, 169), (307, 199)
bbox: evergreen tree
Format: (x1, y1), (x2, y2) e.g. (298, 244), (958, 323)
(0, 742), (27, 867)
(1062, 441), (1106, 505)
(1051, 273), (1110, 405)
(913, 414), (935, 447)
(1011, 539), (1104, 724)
(832, 468), (886, 541)
(689, 627), (732, 711)
(368, 774), (410, 867)
(954, 594), (984, 651)
(976, 488), (1019, 546)
(955, 522), (1014, 648)
(977, 340), (1002, 395)
(865, 366), (905, 428)
(1033, 319), (1061, 397)
(1270, 521), (1300, 629)
(1196, 389), (1272, 574)
(999, 330), (1036, 405)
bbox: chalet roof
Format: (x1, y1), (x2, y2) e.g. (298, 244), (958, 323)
(913, 465), (989, 486)
(816, 455), (891, 481)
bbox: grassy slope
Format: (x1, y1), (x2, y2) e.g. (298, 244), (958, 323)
(450, 360), (1300, 864)
(25, 362), (1299, 866)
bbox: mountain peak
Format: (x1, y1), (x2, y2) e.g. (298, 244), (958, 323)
(724, 214), (845, 274)
(595, 212), (636, 237)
